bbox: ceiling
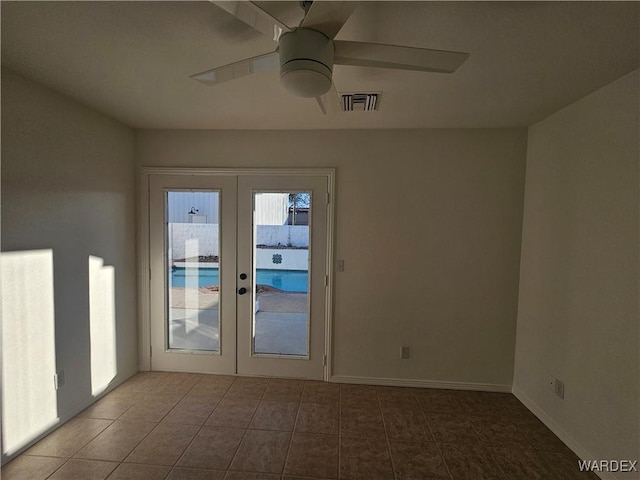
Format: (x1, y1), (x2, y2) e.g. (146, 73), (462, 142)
(2, 1), (638, 130)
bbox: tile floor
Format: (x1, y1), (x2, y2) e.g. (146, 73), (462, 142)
(2, 372), (599, 480)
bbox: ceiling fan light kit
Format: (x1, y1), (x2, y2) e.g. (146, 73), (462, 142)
(280, 64), (331, 97)
(197, 1), (470, 114)
(279, 28), (334, 98)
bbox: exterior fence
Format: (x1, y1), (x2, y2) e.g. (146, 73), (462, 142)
(255, 248), (308, 271)
(169, 223), (309, 265)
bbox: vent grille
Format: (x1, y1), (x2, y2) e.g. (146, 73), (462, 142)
(341, 92), (380, 112)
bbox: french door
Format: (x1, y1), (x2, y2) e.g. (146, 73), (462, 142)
(147, 170), (332, 380)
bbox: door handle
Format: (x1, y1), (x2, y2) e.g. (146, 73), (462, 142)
(238, 287), (248, 295)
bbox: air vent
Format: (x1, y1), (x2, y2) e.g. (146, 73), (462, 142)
(341, 92), (380, 112)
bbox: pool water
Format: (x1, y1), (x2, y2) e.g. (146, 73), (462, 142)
(171, 267), (308, 293)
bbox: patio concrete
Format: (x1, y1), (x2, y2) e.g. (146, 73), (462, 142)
(254, 312), (308, 356)
(168, 288), (308, 355)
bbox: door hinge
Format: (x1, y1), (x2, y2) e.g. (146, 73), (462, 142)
(327, 192), (330, 204)
(323, 354), (327, 366)
(150, 345), (152, 357)
(149, 269), (152, 280)
(325, 275), (329, 287)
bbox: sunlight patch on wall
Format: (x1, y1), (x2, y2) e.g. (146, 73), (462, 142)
(89, 256), (117, 397)
(1, 250), (58, 456)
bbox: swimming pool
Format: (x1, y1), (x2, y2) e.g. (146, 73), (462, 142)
(171, 267), (308, 293)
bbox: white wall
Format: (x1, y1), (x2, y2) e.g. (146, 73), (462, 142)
(1, 68), (138, 461)
(167, 191), (219, 224)
(256, 225), (308, 248)
(169, 223), (220, 259)
(137, 127), (528, 388)
(256, 248), (309, 271)
(169, 224), (310, 260)
(255, 193), (289, 225)
(513, 69), (639, 475)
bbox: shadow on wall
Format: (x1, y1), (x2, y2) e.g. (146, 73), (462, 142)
(1, 250), (118, 459)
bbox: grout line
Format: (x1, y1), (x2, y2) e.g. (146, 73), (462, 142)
(42, 376), (168, 479)
(337, 383), (343, 480)
(433, 441), (455, 480)
(12, 373), (581, 480)
(116, 373), (206, 474)
(199, 395), (226, 427)
(43, 457), (71, 480)
(99, 376), (171, 478)
(281, 381), (305, 478)
(376, 386), (399, 480)
(170, 374), (238, 475)
(39, 423), (116, 478)
(486, 448), (510, 480)
(224, 377), (272, 473)
(120, 377), (195, 469)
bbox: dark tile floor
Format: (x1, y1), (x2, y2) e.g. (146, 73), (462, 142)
(1, 372), (599, 480)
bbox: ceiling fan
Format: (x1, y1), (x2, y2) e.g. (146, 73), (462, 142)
(192, 1), (469, 113)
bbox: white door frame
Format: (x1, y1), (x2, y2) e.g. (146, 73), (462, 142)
(138, 167), (335, 380)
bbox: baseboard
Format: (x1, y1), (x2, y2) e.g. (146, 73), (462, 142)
(330, 374), (512, 392)
(2, 405), (90, 465)
(512, 386), (618, 480)
(1, 370), (137, 466)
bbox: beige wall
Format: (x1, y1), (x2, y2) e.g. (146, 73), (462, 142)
(1, 69), (138, 459)
(136, 127), (528, 387)
(513, 69), (639, 471)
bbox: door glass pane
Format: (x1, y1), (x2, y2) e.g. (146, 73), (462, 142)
(166, 191), (220, 352)
(253, 192), (310, 356)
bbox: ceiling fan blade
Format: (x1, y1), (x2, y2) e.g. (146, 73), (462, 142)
(210, 1), (290, 42)
(191, 51), (279, 86)
(300, 1), (356, 40)
(334, 40), (469, 73)
(315, 82), (343, 115)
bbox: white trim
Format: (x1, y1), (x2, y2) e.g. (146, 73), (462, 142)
(138, 167), (335, 378)
(324, 171), (335, 382)
(330, 374), (511, 392)
(138, 169), (151, 371)
(512, 386), (615, 480)
(141, 166), (336, 177)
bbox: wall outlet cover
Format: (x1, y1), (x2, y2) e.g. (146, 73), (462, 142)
(54, 370), (65, 390)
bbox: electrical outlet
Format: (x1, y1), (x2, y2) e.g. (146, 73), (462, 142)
(554, 378), (564, 399)
(401, 346), (410, 359)
(54, 370), (65, 390)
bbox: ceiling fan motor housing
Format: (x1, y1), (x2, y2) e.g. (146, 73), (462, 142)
(279, 28), (334, 98)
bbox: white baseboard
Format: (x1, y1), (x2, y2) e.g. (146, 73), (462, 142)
(330, 374), (511, 392)
(1, 371), (137, 466)
(2, 403), (94, 465)
(512, 386), (618, 480)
